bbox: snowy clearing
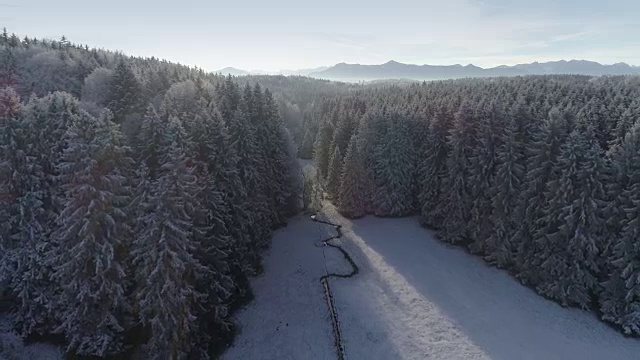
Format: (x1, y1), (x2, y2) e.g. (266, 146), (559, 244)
(225, 204), (640, 360)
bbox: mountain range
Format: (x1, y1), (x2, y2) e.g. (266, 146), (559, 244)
(308, 60), (640, 81)
(215, 66), (329, 77)
(217, 60), (640, 81)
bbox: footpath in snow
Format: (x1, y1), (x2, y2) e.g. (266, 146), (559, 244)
(224, 204), (640, 360)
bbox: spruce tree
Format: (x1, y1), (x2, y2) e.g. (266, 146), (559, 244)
(49, 110), (132, 356)
(107, 60), (141, 124)
(372, 113), (416, 216)
(133, 140), (206, 360)
(338, 135), (367, 218)
(313, 120), (334, 178)
(600, 122), (640, 333)
(419, 107), (451, 228)
(512, 108), (570, 283)
(531, 127), (606, 308)
(326, 146), (343, 199)
(439, 103), (478, 244)
(484, 129), (525, 268)
(298, 129), (315, 159)
(468, 102), (505, 254)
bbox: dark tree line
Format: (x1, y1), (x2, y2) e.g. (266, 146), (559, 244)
(0, 30), (297, 359)
(309, 75), (640, 335)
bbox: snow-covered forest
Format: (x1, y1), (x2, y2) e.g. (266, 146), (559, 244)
(307, 76), (640, 335)
(0, 30), (299, 359)
(2, 26), (640, 359)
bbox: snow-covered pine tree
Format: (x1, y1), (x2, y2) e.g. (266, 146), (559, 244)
(484, 126), (525, 268)
(262, 88), (296, 224)
(468, 102), (505, 254)
(133, 139), (207, 360)
(372, 112), (416, 216)
(439, 102), (478, 244)
(331, 109), (357, 156)
(5, 92), (79, 336)
(0, 88), (53, 336)
(326, 146), (343, 199)
(137, 104), (166, 179)
(314, 120), (334, 179)
(107, 59), (141, 124)
(228, 85), (270, 251)
(531, 126), (606, 308)
(418, 106), (451, 228)
(49, 110), (132, 356)
(511, 107), (570, 283)
(600, 122), (640, 333)
(338, 135), (367, 218)
(298, 128), (315, 159)
(356, 111), (388, 214)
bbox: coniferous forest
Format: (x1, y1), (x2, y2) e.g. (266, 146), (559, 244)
(0, 30), (299, 358)
(2, 27), (640, 359)
(308, 75), (640, 336)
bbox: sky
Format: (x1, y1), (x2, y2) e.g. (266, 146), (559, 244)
(2, 0), (639, 72)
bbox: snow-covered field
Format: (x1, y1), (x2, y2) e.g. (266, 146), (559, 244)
(224, 204), (640, 360)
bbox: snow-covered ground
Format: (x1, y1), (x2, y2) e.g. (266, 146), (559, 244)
(0, 315), (62, 360)
(224, 203), (640, 360)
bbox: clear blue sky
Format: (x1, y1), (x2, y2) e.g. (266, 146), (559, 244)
(2, 0), (639, 71)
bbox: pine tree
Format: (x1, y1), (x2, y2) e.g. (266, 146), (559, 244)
(484, 128), (525, 268)
(439, 103), (478, 244)
(298, 129), (315, 159)
(338, 135), (367, 218)
(137, 104), (166, 179)
(5, 92), (79, 336)
(600, 122), (640, 333)
(108, 60), (141, 124)
(468, 102), (505, 254)
(49, 110), (132, 356)
(372, 113), (416, 216)
(512, 108), (570, 283)
(418, 107), (451, 228)
(0, 88), (54, 336)
(531, 127), (606, 308)
(228, 86), (269, 250)
(326, 146), (343, 199)
(0, 47), (18, 87)
(314, 120), (334, 178)
(133, 140), (207, 360)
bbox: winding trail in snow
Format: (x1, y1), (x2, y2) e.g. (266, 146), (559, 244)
(311, 214), (359, 360)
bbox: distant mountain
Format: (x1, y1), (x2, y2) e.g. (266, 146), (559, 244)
(308, 60), (640, 81)
(278, 66), (330, 76)
(215, 67), (253, 76)
(215, 66), (331, 77)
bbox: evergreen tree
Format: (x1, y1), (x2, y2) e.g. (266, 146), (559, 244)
(531, 127), (606, 308)
(298, 129), (315, 159)
(49, 110), (132, 356)
(600, 122), (640, 333)
(137, 104), (166, 179)
(439, 103), (478, 244)
(484, 128), (525, 268)
(418, 107), (451, 228)
(133, 140), (206, 360)
(326, 146), (343, 199)
(372, 113), (416, 216)
(108, 60), (141, 124)
(313, 120), (334, 178)
(512, 108), (570, 283)
(338, 135), (367, 218)
(468, 102), (505, 254)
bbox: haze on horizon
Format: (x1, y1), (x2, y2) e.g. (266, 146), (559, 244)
(2, 0), (639, 72)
